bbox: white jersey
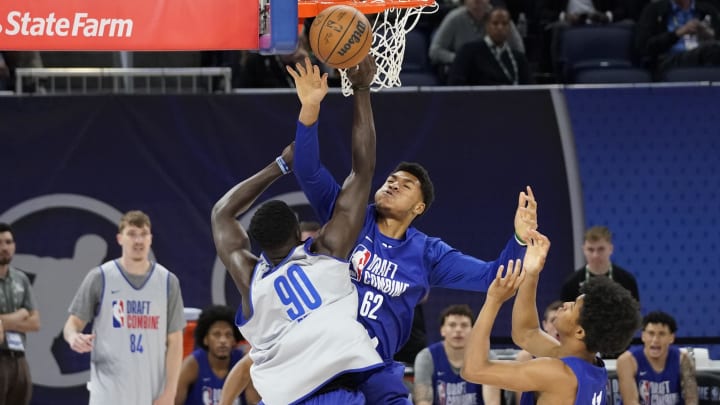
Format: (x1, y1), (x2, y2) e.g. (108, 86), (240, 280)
(89, 260), (169, 405)
(238, 242), (382, 405)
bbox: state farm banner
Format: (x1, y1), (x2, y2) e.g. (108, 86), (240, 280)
(0, 0), (259, 50)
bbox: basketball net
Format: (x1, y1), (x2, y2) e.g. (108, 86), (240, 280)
(339, 3), (438, 96)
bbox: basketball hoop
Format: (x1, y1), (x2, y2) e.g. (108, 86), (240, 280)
(299, 0), (438, 95)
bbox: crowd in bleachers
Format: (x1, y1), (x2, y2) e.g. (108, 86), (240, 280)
(1, 0), (720, 92)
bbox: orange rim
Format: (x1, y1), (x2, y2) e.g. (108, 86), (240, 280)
(298, 0), (436, 18)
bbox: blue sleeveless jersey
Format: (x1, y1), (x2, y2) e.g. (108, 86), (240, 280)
(630, 346), (683, 405)
(185, 348), (246, 405)
(520, 357), (607, 405)
(428, 342), (482, 405)
(294, 121), (526, 360)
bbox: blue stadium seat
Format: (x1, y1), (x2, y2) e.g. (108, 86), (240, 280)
(661, 66), (720, 82)
(557, 24), (637, 83)
(574, 67), (652, 84)
(399, 30), (438, 86)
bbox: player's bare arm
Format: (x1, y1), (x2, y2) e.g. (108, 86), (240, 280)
(174, 354), (199, 405)
(313, 55), (377, 259)
(680, 350), (699, 404)
(511, 230), (560, 357)
(211, 143), (294, 317)
(615, 351), (640, 405)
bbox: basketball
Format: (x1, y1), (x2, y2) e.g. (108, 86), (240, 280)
(309, 5), (373, 69)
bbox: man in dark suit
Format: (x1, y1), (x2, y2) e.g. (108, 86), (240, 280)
(448, 7), (532, 85)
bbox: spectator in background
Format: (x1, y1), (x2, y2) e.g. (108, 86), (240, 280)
(448, 7), (532, 85)
(513, 300), (562, 404)
(429, 0), (525, 82)
(0, 223), (41, 405)
(299, 220), (321, 240)
(635, 0), (720, 76)
(560, 226), (640, 304)
(413, 304), (501, 405)
(539, 0), (629, 27)
(616, 311), (698, 405)
(175, 305), (259, 405)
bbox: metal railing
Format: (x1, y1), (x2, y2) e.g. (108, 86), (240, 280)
(15, 67), (232, 94)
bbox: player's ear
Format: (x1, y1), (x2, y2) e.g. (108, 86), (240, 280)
(574, 325), (585, 341)
(413, 202), (426, 216)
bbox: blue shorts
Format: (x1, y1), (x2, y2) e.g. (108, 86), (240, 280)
(359, 361), (411, 405)
(260, 389), (365, 405)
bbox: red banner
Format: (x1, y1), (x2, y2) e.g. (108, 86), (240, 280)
(0, 0), (259, 50)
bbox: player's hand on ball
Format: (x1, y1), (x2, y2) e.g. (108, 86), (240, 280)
(347, 55), (377, 89)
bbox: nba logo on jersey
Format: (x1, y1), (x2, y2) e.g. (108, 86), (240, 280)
(349, 244), (372, 281)
(112, 300), (125, 328)
(202, 386), (213, 405)
(639, 380), (650, 404)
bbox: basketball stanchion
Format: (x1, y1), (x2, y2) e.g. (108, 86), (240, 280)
(299, 0), (438, 95)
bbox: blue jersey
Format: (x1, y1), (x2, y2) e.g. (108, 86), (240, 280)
(630, 346), (683, 405)
(294, 121), (525, 360)
(429, 342), (483, 405)
(185, 348), (246, 405)
(520, 357), (607, 405)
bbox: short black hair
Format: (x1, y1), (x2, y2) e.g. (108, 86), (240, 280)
(194, 305), (242, 351)
(439, 304), (474, 326)
(0, 223), (14, 236)
(248, 200), (299, 251)
(392, 162), (435, 213)
(643, 311), (677, 333)
(578, 277), (641, 354)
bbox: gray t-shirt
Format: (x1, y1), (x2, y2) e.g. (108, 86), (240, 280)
(0, 267), (38, 349)
(68, 261), (185, 334)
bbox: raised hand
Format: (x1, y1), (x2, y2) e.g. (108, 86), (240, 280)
(286, 57), (329, 106)
(487, 259), (525, 304)
(514, 186), (537, 244)
(346, 55), (377, 89)
(522, 229), (550, 277)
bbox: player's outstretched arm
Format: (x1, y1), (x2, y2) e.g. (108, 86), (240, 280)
(219, 353), (254, 405)
(463, 261), (524, 382)
(462, 261), (569, 395)
(511, 230), (560, 357)
(290, 58), (340, 224)
(314, 56), (377, 259)
(211, 143), (294, 299)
